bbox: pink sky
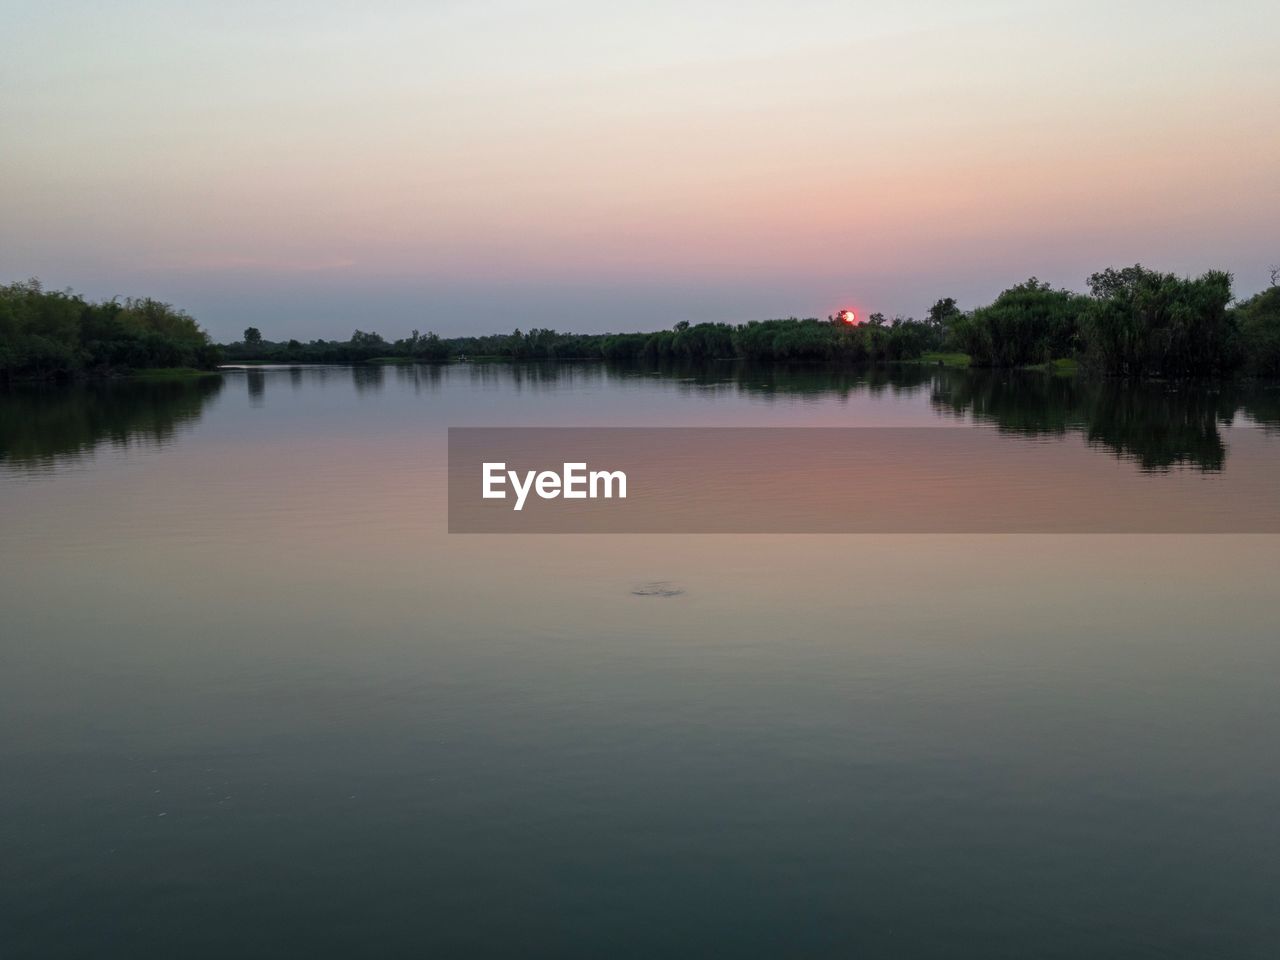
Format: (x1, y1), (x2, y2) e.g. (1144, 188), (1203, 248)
(3, 1), (1278, 339)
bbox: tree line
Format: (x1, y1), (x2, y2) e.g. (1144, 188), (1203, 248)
(222, 314), (954, 367)
(947, 266), (1280, 376)
(1, 279), (220, 379)
(222, 264), (1280, 377)
(6, 264), (1280, 379)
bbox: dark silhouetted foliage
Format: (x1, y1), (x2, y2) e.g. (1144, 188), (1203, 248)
(1080, 265), (1235, 376)
(956, 279), (1087, 367)
(1233, 284), (1280, 378)
(17, 263), (1271, 381)
(0, 280), (220, 379)
(222, 317), (946, 366)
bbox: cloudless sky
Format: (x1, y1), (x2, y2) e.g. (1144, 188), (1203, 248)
(3, 0), (1278, 340)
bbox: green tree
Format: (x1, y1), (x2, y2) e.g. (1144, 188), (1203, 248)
(0, 280), (219, 379)
(1233, 285), (1280, 377)
(962, 279), (1085, 367)
(1080, 265), (1235, 376)
(927, 298), (960, 326)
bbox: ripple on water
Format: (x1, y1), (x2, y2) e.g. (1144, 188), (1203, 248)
(631, 581), (685, 598)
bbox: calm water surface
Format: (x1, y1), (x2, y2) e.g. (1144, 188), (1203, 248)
(2, 363), (1279, 958)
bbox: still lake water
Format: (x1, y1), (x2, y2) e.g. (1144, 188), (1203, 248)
(3, 363), (1280, 958)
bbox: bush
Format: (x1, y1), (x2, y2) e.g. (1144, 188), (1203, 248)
(961, 279), (1086, 367)
(1080, 265), (1235, 376)
(0, 280), (220, 379)
(1233, 285), (1280, 377)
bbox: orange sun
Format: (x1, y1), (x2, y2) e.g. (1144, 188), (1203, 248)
(840, 309), (858, 325)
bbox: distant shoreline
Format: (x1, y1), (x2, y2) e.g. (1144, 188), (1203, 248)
(216, 352), (980, 370)
(5, 269), (1280, 382)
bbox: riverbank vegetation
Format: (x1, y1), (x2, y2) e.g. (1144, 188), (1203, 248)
(221, 264), (1280, 378)
(948, 267), (1280, 376)
(219, 316), (941, 366)
(0, 280), (221, 380)
(1233, 283), (1280, 377)
(8, 264), (1280, 380)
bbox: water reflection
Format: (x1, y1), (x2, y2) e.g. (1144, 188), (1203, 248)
(2, 363), (1278, 475)
(624, 360), (936, 402)
(930, 372), (1280, 471)
(1240, 388), (1280, 433)
(623, 363), (1280, 472)
(246, 368), (266, 406)
(0, 375), (224, 472)
(654, 362), (1278, 473)
(464, 359), (609, 392)
(393, 362), (444, 394)
(930, 373), (1235, 471)
(351, 364), (385, 392)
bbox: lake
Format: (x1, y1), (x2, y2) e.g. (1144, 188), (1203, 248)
(2, 362), (1279, 958)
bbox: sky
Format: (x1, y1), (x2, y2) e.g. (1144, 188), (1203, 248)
(2, 0), (1278, 341)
